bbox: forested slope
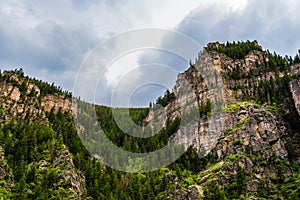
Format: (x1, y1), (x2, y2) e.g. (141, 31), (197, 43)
(0, 41), (299, 199)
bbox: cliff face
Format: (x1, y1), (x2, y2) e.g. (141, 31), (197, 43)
(0, 70), (86, 199)
(0, 71), (74, 123)
(151, 45), (294, 154)
(0, 146), (13, 190)
(155, 42), (300, 198)
(290, 74), (300, 116)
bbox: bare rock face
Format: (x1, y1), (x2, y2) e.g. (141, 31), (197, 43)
(167, 177), (204, 200)
(147, 47), (294, 163)
(9, 86), (21, 102)
(42, 95), (75, 114)
(0, 86), (46, 123)
(223, 105), (288, 160)
(167, 177), (187, 200)
(147, 51), (226, 154)
(165, 46), (296, 153)
(27, 83), (40, 96)
(0, 71), (76, 123)
(0, 71), (84, 197)
(53, 148), (86, 200)
(290, 77), (300, 115)
(0, 83), (20, 102)
(188, 103), (295, 196)
(215, 105), (292, 180)
(162, 43), (299, 199)
(0, 146), (14, 189)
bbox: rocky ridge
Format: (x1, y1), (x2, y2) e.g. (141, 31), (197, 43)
(145, 42), (300, 198)
(0, 70), (85, 199)
(290, 70), (300, 116)
(0, 41), (299, 199)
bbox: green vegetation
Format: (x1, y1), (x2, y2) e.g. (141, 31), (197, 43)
(199, 99), (212, 119)
(223, 101), (255, 112)
(129, 107), (149, 125)
(156, 90), (175, 107)
(0, 41), (300, 199)
(255, 74), (293, 105)
(236, 116), (249, 129)
(95, 105), (180, 153)
(0, 121), (78, 199)
(0, 68), (72, 98)
(218, 45), (296, 107)
(206, 40), (262, 59)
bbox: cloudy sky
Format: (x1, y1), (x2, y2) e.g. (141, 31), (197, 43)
(1, 0), (300, 107)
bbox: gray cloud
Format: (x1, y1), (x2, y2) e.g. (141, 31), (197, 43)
(0, 1), (102, 91)
(0, 0), (199, 97)
(177, 0), (300, 56)
(1, 0), (299, 107)
(133, 0), (300, 106)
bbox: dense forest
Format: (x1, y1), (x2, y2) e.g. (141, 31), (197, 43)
(0, 41), (300, 199)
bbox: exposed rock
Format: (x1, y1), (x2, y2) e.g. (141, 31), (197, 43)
(0, 70), (75, 123)
(1, 41), (300, 199)
(0, 83), (20, 102)
(290, 77), (300, 115)
(53, 148), (86, 200)
(0, 146), (14, 189)
(42, 94), (75, 114)
(27, 82), (40, 96)
(167, 177), (188, 200)
(0, 76), (48, 124)
(0, 71), (84, 197)
(162, 43), (299, 199)
(10, 86), (20, 102)
(2, 71), (22, 85)
(188, 185), (204, 199)
(245, 180), (260, 192)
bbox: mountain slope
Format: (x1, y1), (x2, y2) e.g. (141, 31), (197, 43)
(165, 41), (300, 199)
(0, 41), (299, 199)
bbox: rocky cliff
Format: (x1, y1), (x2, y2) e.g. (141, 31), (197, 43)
(151, 41), (300, 199)
(0, 70), (86, 199)
(290, 71), (300, 116)
(0, 70), (74, 123)
(0, 41), (299, 199)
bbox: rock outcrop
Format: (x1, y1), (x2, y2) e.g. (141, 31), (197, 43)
(0, 146), (13, 189)
(0, 70), (75, 123)
(1, 41), (300, 199)
(53, 148), (86, 199)
(161, 42), (300, 199)
(42, 94), (75, 114)
(290, 77), (300, 115)
(0, 71), (84, 198)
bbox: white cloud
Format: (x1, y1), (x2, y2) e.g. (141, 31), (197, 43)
(177, 0), (300, 56)
(0, 0), (202, 93)
(105, 52), (141, 87)
(1, 0), (300, 106)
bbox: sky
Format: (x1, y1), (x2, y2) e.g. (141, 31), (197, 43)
(1, 0), (300, 107)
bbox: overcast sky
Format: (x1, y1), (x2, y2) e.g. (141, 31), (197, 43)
(1, 0), (300, 107)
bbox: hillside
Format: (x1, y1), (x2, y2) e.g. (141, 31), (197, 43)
(0, 41), (300, 199)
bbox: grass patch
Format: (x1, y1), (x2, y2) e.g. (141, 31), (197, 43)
(222, 101), (256, 113)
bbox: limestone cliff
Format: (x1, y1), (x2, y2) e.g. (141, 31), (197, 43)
(290, 72), (300, 116)
(0, 70), (86, 198)
(0, 70), (75, 123)
(158, 41), (300, 199)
